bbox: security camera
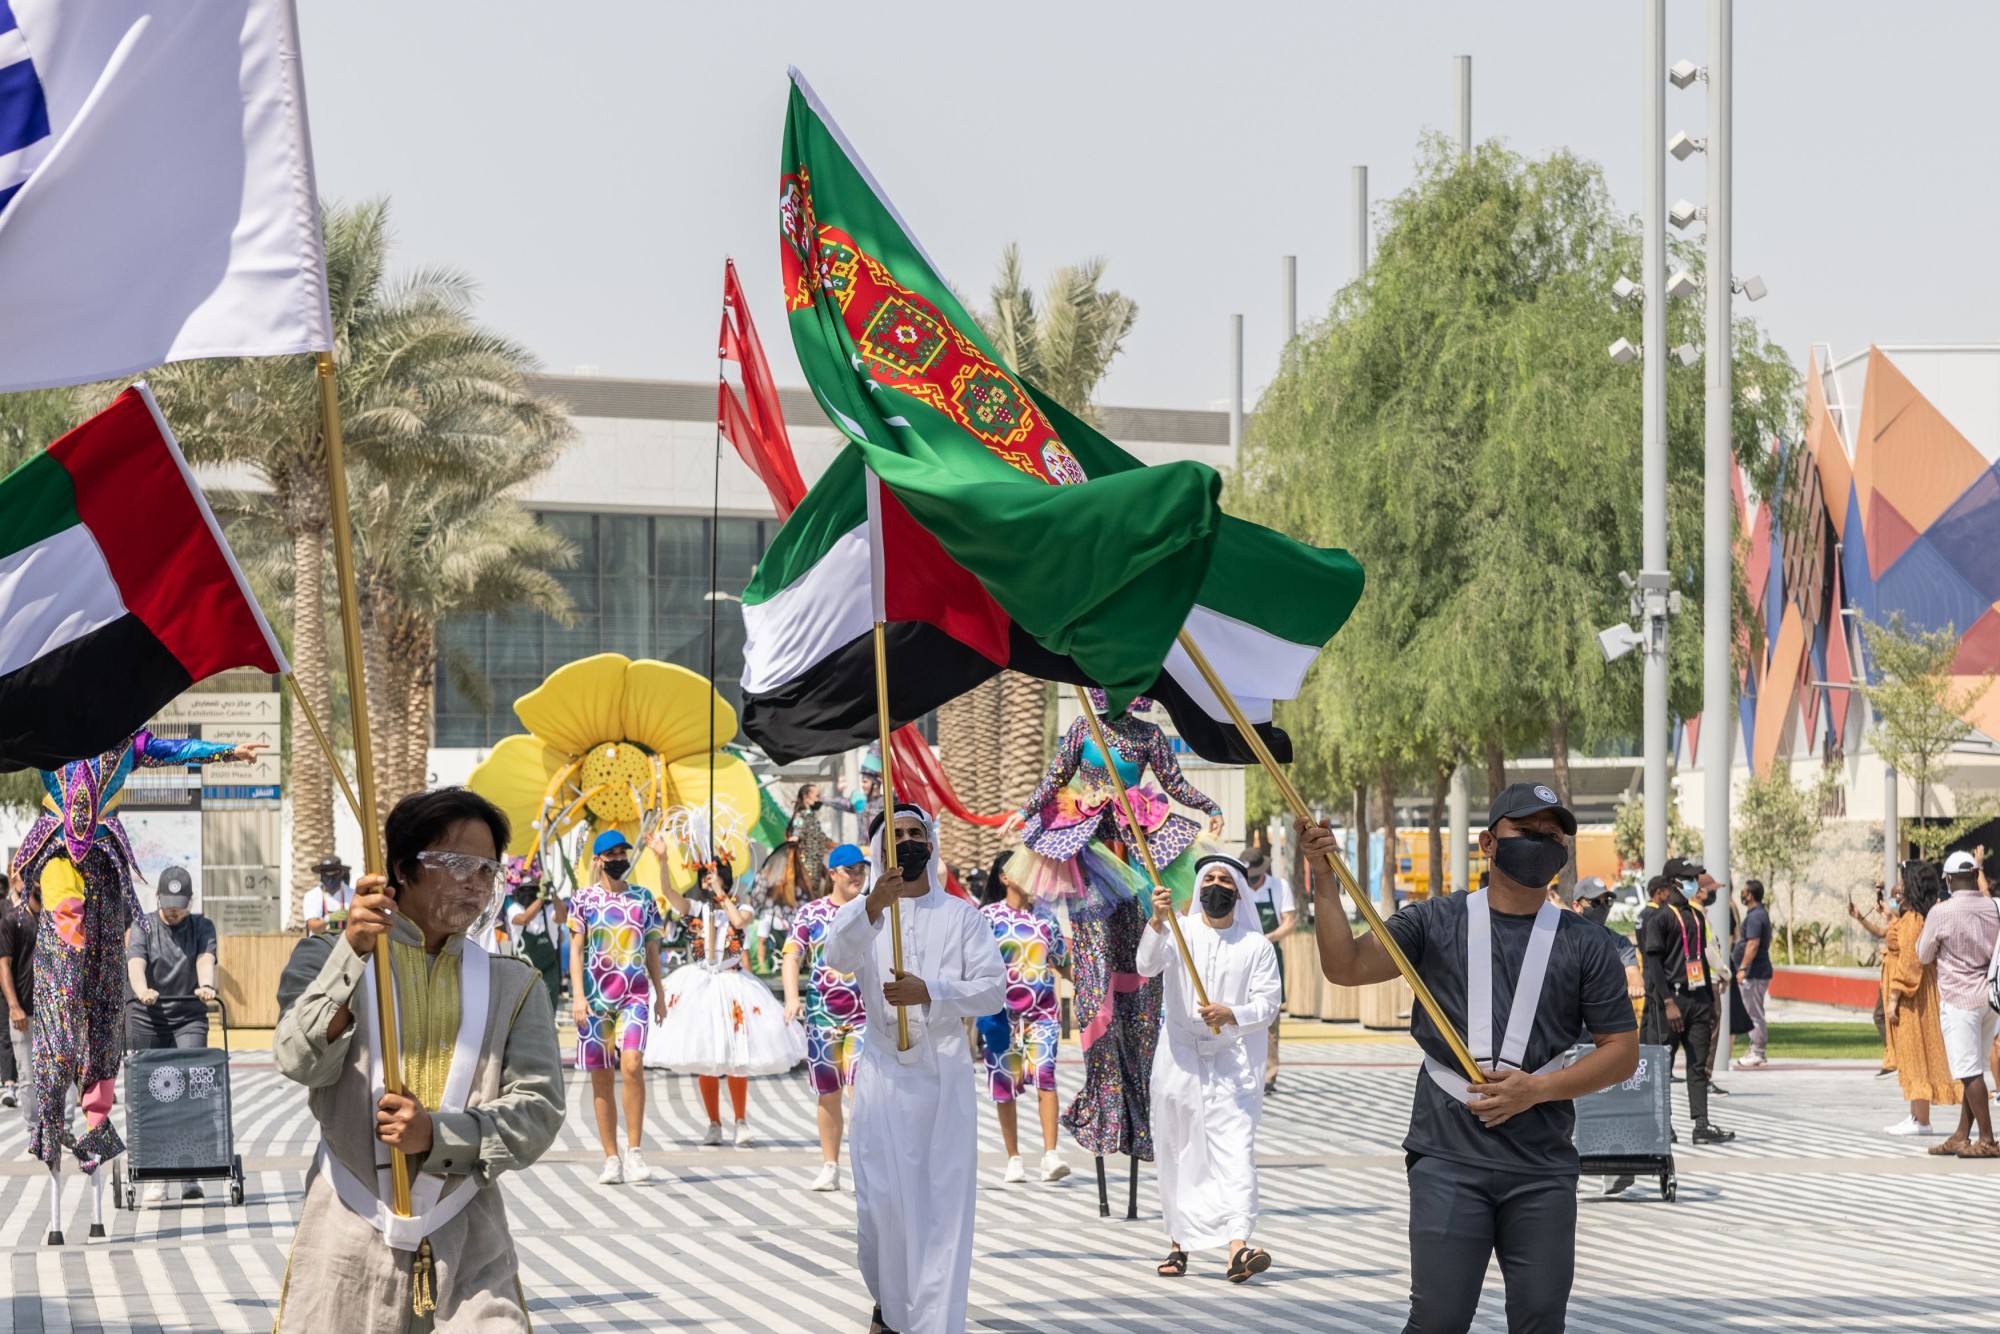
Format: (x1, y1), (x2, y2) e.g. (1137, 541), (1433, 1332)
(1608, 338), (1640, 366)
(1669, 200), (1703, 230)
(1598, 623), (1645, 663)
(1736, 275), (1768, 302)
(1612, 276), (1642, 306)
(1672, 343), (1701, 367)
(1669, 59), (1703, 89)
(1666, 269), (1699, 300)
(1668, 131), (1705, 161)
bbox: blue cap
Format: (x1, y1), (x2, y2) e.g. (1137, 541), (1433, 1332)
(592, 829), (632, 857)
(827, 843), (867, 870)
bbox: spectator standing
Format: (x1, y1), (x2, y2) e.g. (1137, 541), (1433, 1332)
(299, 856), (353, 934)
(506, 861), (564, 1012)
(125, 866), (220, 1204)
(0, 877), (35, 1115)
(1850, 880), (1895, 1073)
(1915, 851), (2000, 1157)
(1640, 875), (1734, 1143)
(1733, 882), (1776, 1068)
(1240, 847), (1296, 1094)
(1573, 878), (1642, 1000)
(1881, 864), (1958, 1137)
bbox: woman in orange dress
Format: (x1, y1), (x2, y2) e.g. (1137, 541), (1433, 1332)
(1882, 865), (1960, 1138)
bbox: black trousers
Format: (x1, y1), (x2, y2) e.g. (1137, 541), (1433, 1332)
(1403, 1154), (1576, 1333)
(126, 1006), (208, 1051)
(1643, 989), (1714, 1125)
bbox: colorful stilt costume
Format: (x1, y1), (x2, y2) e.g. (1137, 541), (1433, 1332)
(1008, 693), (1223, 1161)
(9, 731), (239, 1171)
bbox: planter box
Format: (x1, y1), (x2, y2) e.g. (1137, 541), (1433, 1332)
(1281, 932), (1320, 1017)
(1359, 976), (1412, 1030)
(1769, 965), (1878, 1010)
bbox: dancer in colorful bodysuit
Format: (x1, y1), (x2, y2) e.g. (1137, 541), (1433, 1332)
(567, 829), (667, 1186)
(1008, 692), (1223, 1165)
(8, 729), (262, 1171)
(784, 842), (870, 1191)
(978, 851), (1074, 1185)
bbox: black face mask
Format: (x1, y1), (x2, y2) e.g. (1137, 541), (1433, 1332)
(601, 858), (630, 883)
(895, 839), (931, 881)
(1199, 882), (1239, 918)
(1581, 901), (1612, 926)
(1490, 832), (1568, 889)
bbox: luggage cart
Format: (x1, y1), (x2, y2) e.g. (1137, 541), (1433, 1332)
(110, 996), (246, 1209)
(1573, 1041), (1677, 1201)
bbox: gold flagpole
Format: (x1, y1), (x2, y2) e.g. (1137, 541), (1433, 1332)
(282, 673), (363, 826)
(1072, 687), (1217, 1032)
(316, 351), (413, 1215)
(1174, 630), (1481, 1083)
(872, 624), (912, 1051)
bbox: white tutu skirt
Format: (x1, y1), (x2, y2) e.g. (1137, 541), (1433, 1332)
(644, 965), (806, 1076)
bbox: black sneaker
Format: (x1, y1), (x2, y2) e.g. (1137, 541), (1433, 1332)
(182, 1184), (205, 1201)
(1692, 1122), (1736, 1145)
(1709, 1082), (1731, 1096)
(1603, 1174), (1635, 1196)
(0, 1087), (15, 1109)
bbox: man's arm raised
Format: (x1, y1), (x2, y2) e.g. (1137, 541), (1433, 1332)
(1297, 818), (1400, 986)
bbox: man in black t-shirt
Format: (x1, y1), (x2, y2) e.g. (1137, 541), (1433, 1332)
(1302, 783), (1637, 1334)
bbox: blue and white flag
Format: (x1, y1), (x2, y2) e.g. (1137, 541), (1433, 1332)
(0, 1), (330, 394)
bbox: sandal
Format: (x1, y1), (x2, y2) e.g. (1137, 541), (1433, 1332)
(1226, 1246), (1272, 1283)
(1929, 1138), (1971, 1157)
(1155, 1248), (1189, 1277)
(1956, 1139), (2000, 1159)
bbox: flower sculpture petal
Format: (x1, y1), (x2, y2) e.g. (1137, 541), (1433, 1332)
(471, 735), (571, 856)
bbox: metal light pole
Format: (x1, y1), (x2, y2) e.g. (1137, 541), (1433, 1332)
(1641, 0), (1670, 875)
(1702, 0), (1735, 946)
(1448, 766), (1470, 893)
(1229, 313), (1244, 459)
(1454, 55), (1472, 157)
(1282, 255), (1298, 343)
(1351, 166), (1369, 281)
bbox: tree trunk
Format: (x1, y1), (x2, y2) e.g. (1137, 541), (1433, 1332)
(1427, 765), (1449, 898)
(360, 573), (398, 831)
(288, 514), (335, 925)
(1549, 708), (1576, 896)
(936, 676), (1003, 872)
(395, 617), (437, 802)
(1485, 738), (1506, 803)
(1378, 765), (1398, 918)
(994, 670), (1048, 847)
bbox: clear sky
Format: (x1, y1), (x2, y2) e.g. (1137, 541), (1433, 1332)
(296, 0), (2000, 411)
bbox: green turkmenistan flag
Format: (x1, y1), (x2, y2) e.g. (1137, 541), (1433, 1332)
(740, 70), (1363, 767)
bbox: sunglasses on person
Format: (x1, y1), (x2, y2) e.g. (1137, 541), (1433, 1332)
(415, 850), (505, 886)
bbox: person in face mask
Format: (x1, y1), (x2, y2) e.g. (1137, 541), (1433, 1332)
(271, 786), (564, 1334)
(1640, 864), (1735, 1146)
(1140, 855), (1283, 1286)
(1571, 877), (1641, 998)
(566, 829), (668, 1187)
(1299, 783), (1638, 1334)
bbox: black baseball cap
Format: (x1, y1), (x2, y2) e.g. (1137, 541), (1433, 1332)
(1662, 856), (1706, 880)
(1486, 782), (1577, 836)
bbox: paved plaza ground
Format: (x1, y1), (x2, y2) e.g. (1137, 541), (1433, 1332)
(0, 1018), (1992, 1333)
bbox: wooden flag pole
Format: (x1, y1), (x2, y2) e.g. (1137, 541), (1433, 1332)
(1173, 630), (1482, 1083)
(1071, 687), (1218, 1033)
(316, 352), (413, 1216)
(872, 622), (912, 1051)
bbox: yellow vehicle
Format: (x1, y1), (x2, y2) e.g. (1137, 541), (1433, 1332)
(1390, 828), (1619, 899)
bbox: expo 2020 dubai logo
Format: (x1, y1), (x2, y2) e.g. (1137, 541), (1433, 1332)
(148, 1066), (185, 1103)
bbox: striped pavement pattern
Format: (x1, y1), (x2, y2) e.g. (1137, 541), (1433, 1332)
(0, 1053), (1991, 1331)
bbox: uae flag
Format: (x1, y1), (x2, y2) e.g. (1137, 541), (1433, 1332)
(739, 72), (1364, 765)
(0, 384), (287, 771)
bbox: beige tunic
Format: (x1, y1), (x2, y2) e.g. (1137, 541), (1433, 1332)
(272, 920), (565, 1334)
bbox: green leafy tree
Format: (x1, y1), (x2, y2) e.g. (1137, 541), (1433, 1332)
(1614, 792), (1700, 873)
(1733, 763), (1832, 962)
(1860, 614), (1997, 860)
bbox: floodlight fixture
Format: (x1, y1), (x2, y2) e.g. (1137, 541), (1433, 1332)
(1666, 269), (1699, 300)
(1617, 571), (1637, 591)
(1668, 59), (1703, 89)
(1668, 131), (1705, 161)
(1612, 276), (1642, 306)
(1668, 199), (1703, 230)
(1598, 623), (1645, 663)
(1735, 275), (1769, 302)
(1671, 343), (1700, 367)
(1608, 338), (1640, 366)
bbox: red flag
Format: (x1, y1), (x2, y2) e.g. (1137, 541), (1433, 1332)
(718, 259), (807, 518)
(890, 724), (1011, 829)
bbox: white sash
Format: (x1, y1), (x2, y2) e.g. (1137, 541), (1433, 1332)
(321, 937), (492, 1251)
(1424, 891), (1564, 1106)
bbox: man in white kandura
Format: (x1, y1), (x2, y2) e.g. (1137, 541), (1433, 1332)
(824, 803), (1006, 1334)
(1142, 854), (1283, 1286)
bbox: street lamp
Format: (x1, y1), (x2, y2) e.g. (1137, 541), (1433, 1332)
(1672, 343), (1701, 367)
(1735, 274), (1768, 302)
(1668, 130), (1705, 161)
(1612, 275), (1642, 306)
(1666, 268), (1699, 300)
(1597, 623), (1645, 663)
(1668, 58), (1704, 89)
(1669, 199), (1704, 230)
(1608, 338), (1640, 365)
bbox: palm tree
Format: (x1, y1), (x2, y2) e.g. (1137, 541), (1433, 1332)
(153, 199), (573, 916)
(937, 247), (1138, 868)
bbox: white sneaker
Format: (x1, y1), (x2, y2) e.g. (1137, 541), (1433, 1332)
(809, 1161), (840, 1192)
(701, 1121), (723, 1146)
(734, 1119), (756, 1148)
(1003, 1155), (1027, 1183)
(597, 1155), (623, 1185)
(621, 1147), (651, 1184)
(1732, 1054), (1767, 1070)
(142, 1182), (166, 1206)
(1039, 1149), (1071, 1183)
(1884, 1116), (1935, 1137)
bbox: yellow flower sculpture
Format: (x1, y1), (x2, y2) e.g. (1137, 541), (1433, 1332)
(467, 654), (759, 893)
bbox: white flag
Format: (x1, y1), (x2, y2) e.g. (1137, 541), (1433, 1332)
(0, 0), (330, 394)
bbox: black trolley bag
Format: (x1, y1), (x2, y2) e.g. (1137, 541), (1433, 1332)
(111, 995), (246, 1208)
(1571, 1040), (1678, 1201)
